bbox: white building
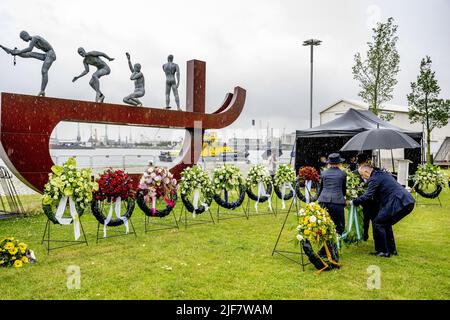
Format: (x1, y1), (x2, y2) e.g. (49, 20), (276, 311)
(320, 99), (450, 157)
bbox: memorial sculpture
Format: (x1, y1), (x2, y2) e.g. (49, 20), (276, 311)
(163, 54), (181, 110)
(0, 31), (56, 97)
(72, 47), (114, 103)
(0, 59), (246, 192)
(123, 52), (145, 106)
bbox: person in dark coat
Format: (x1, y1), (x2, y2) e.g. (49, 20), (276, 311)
(348, 155), (358, 172)
(317, 153), (347, 235)
(351, 164), (415, 257)
(354, 153), (379, 241)
(315, 154), (328, 173)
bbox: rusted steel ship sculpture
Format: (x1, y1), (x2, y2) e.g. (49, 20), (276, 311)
(0, 60), (246, 193)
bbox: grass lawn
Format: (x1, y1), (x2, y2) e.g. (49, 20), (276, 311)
(0, 189), (449, 300)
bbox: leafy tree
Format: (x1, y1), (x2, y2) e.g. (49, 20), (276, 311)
(353, 17), (400, 120)
(408, 56), (450, 164)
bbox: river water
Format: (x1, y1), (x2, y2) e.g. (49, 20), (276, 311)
(0, 148), (292, 195)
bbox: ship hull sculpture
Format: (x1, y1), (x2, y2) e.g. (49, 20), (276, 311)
(0, 59), (246, 193)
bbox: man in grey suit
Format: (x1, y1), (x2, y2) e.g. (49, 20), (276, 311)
(317, 153), (347, 235)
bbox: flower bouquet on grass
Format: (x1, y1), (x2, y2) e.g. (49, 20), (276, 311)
(296, 202), (339, 273)
(340, 170), (365, 246)
(213, 164), (246, 210)
(91, 169), (135, 237)
(180, 165), (214, 215)
(42, 157), (98, 240)
(0, 237), (36, 268)
(274, 164), (297, 207)
(297, 166), (320, 203)
(245, 164), (273, 211)
(137, 166), (177, 217)
(411, 164), (447, 199)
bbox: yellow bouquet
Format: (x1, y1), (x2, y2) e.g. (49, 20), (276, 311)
(0, 237), (36, 268)
(296, 202), (337, 244)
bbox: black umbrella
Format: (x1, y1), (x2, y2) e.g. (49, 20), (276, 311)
(340, 128), (420, 171)
(340, 129), (420, 151)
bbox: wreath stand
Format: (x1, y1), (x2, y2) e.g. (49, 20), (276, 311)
(414, 190), (443, 207)
(244, 192), (277, 218)
(144, 212), (179, 233)
(41, 218), (88, 254)
(93, 199), (138, 243)
(216, 204), (248, 222)
(244, 182), (277, 218)
(271, 198), (311, 271)
(215, 189), (248, 222)
(136, 191), (179, 233)
(178, 204), (215, 229)
(96, 220), (137, 242)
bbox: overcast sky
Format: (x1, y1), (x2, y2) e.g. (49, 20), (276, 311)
(0, 0), (449, 141)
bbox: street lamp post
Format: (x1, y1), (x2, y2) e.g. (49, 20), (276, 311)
(303, 39), (322, 128)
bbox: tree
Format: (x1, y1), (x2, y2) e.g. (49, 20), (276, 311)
(408, 56), (450, 164)
(352, 17), (400, 120)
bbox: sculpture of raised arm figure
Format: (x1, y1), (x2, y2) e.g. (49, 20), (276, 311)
(0, 31), (56, 96)
(123, 52), (145, 106)
(72, 47), (114, 103)
(162, 54), (181, 110)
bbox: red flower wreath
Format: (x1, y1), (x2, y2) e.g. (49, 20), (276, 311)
(95, 169), (134, 202)
(298, 166), (320, 183)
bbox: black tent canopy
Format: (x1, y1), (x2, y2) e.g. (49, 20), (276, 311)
(296, 108), (422, 138)
(294, 108), (422, 175)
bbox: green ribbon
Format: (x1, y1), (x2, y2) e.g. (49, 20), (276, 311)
(337, 204), (361, 250)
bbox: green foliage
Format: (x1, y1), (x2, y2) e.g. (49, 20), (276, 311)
(212, 164), (245, 191)
(245, 164), (272, 188)
(352, 17), (400, 119)
(345, 171), (366, 200)
(412, 163), (447, 189)
(407, 56), (450, 163)
(274, 164), (296, 187)
(179, 165), (214, 199)
(42, 157), (98, 210)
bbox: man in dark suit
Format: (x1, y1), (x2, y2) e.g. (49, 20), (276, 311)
(351, 165), (415, 257)
(317, 153), (347, 235)
(354, 153), (379, 241)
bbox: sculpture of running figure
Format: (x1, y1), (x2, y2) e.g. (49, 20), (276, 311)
(123, 52), (145, 106)
(162, 54), (181, 110)
(72, 47), (114, 103)
(0, 31), (56, 96)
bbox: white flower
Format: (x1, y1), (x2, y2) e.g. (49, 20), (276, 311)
(296, 234), (304, 241)
(309, 216), (317, 223)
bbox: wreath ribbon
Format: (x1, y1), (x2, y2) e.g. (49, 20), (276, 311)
(103, 197), (129, 238)
(145, 193), (175, 216)
(316, 240), (340, 275)
(192, 188), (209, 218)
(337, 204), (361, 249)
(281, 182), (296, 209)
(55, 196), (81, 240)
(163, 195), (175, 207)
(305, 180), (312, 203)
(255, 181), (272, 212)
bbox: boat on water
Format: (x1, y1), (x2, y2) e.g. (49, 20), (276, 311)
(159, 132), (249, 162)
